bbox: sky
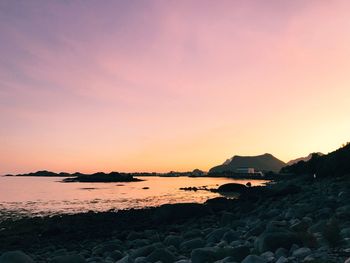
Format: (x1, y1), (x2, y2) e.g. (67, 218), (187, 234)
(1, 0), (350, 174)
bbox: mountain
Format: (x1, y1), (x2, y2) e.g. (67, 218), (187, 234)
(209, 153), (286, 174)
(281, 143), (350, 177)
(286, 152), (324, 166)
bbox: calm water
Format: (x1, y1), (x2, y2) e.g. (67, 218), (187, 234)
(0, 176), (268, 219)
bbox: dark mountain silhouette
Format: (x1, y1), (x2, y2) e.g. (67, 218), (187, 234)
(209, 153), (286, 173)
(286, 152), (324, 166)
(281, 143), (350, 177)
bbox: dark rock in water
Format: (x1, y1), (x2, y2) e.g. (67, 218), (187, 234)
(255, 232), (302, 253)
(51, 254), (86, 263)
(63, 172), (142, 183)
(0, 251), (34, 263)
(146, 248), (175, 263)
(217, 183), (247, 193)
(153, 203), (209, 223)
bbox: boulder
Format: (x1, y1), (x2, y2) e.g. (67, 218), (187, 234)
(241, 255), (267, 263)
(51, 254), (86, 263)
(191, 248), (219, 263)
(292, 247), (311, 258)
(217, 183), (247, 193)
(255, 232), (302, 253)
(206, 228), (230, 243)
(0, 251), (34, 263)
(146, 248), (175, 263)
(180, 238), (205, 251)
(164, 235), (184, 248)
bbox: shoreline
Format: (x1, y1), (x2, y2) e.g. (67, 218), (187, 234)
(1, 175), (350, 262)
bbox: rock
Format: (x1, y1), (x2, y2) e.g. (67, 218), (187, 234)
(180, 238), (205, 251)
(275, 256), (288, 263)
(292, 247), (311, 258)
(206, 228), (230, 243)
(51, 254), (86, 263)
(0, 251), (34, 263)
(116, 255), (132, 263)
(220, 212), (236, 226)
(228, 245), (250, 261)
(222, 230), (240, 243)
(245, 225), (265, 238)
(109, 250), (123, 261)
(146, 248), (175, 263)
(341, 227), (350, 238)
(290, 220), (310, 232)
(255, 232), (302, 253)
(217, 183), (247, 193)
(130, 244), (157, 258)
(191, 248), (219, 263)
(241, 255), (267, 263)
(260, 251), (274, 261)
(274, 248), (288, 258)
(153, 203), (209, 223)
(164, 235), (184, 248)
(183, 229), (202, 239)
(345, 257), (350, 263)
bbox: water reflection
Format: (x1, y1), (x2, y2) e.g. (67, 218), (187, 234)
(0, 176), (268, 219)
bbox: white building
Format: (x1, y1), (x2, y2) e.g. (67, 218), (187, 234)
(236, 167), (255, 174)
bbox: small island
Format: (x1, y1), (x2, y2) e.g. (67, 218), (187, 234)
(63, 172), (142, 183)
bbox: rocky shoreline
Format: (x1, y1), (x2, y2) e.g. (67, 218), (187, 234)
(1, 175), (350, 263)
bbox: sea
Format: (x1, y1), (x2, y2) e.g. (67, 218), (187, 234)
(0, 176), (268, 220)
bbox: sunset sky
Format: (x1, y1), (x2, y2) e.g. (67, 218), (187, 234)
(1, 1), (350, 174)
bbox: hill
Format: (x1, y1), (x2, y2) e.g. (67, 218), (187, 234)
(209, 153), (286, 174)
(281, 143), (350, 177)
(286, 152), (324, 166)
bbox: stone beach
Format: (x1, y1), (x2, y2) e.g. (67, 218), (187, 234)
(1, 175), (350, 263)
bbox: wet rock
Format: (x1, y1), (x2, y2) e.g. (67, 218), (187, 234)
(0, 251), (34, 263)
